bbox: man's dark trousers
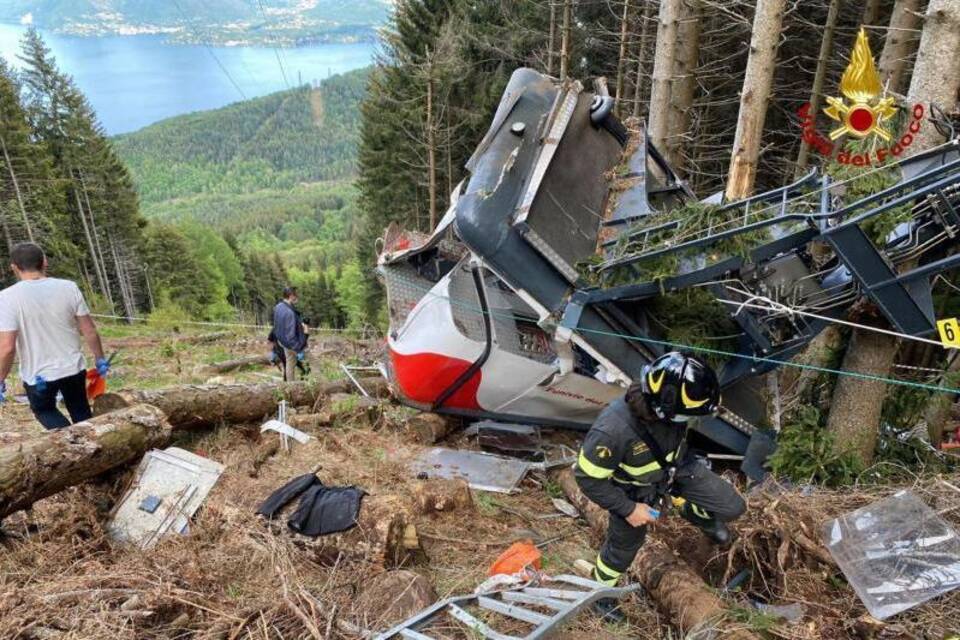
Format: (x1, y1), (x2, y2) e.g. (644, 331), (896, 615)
(599, 462), (745, 576)
(23, 370), (92, 429)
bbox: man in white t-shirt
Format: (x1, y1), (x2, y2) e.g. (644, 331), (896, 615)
(0, 243), (109, 429)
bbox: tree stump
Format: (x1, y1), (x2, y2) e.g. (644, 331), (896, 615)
(412, 479), (473, 514)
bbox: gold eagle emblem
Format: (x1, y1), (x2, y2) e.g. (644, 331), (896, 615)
(823, 28), (897, 141)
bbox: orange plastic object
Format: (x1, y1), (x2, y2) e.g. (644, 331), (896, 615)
(86, 368), (106, 400)
(488, 540), (541, 576)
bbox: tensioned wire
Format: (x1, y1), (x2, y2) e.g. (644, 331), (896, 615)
(386, 268), (960, 396)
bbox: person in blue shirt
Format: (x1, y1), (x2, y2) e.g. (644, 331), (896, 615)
(272, 286), (308, 382)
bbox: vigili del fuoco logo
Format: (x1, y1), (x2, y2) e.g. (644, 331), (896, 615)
(798, 28), (925, 167)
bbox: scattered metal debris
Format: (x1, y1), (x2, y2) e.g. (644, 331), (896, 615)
(107, 447), (224, 549)
(261, 419), (311, 445)
(465, 421), (543, 456)
(411, 448), (531, 493)
(550, 498), (579, 518)
(824, 490), (960, 619)
(260, 401), (310, 451)
(341, 364), (382, 397)
(374, 574), (639, 640)
(410, 446), (577, 494)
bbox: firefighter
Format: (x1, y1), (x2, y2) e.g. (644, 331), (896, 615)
(575, 351), (746, 622)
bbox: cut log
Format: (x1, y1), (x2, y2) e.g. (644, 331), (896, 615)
(0, 404), (172, 520)
(287, 412), (333, 431)
(205, 354), (272, 374)
(405, 413), (458, 445)
(326, 393), (385, 429)
(556, 465), (608, 546)
(182, 331), (230, 344)
(632, 541), (758, 638)
(555, 468), (759, 639)
(93, 378), (387, 429)
(412, 479), (473, 514)
(349, 376), (392, 399)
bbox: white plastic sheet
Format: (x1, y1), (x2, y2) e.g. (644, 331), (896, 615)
(823, 490), (960, 619)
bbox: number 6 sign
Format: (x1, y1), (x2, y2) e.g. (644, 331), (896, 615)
(938, 318), (960, 349)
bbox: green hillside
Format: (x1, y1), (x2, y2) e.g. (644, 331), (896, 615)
(113, 68), (369, 206)
(109, 67), (372, 327)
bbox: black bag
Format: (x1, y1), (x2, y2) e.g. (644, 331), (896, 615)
(255, 473), (365, 537)
(256, 473), (318, 518)
(287, 485), (366, 536)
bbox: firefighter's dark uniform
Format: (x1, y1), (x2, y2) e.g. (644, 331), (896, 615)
(575, 396), (746, 586)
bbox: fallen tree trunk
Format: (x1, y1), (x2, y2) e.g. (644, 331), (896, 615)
(94, 377), (389, 429)
(181, 331), (230, 344)
(556, 468), (759, 640)
(287, 412), (333, 431)
(206, 354), (272, 374)
(0, 404), (172, 520)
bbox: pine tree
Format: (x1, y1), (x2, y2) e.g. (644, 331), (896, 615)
(0, 56), (69, 287)
(724, 0), (787, 201)
(17, 28), (144, 313)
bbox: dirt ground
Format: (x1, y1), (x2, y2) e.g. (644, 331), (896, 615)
(0, 324), (958, 639)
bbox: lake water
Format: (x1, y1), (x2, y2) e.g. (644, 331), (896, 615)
(0, 23), (376, 134)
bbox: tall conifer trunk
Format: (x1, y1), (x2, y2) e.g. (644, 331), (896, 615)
(666, 0), (702, 172)
(614, 0), (632, 115)
(724, 0), (786, 201)
(0, 133), (34, 242)
(878, 0), (923, 95)
(648, 0), (681, 151)
(560, 0), (573, 81)
(632, 0), (655, 118)
(796, 0), (842, 174)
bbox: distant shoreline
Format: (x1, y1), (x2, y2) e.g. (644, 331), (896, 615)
(0, 21), (381, 48)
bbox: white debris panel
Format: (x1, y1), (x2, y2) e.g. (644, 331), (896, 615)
(108, 447), (225, 549)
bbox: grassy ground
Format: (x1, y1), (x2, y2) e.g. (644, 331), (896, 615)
(0, 325), (958, 639)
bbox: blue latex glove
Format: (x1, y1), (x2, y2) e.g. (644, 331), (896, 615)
(268, 351), (278, 364)
(35, 376), (47, 393)
(96, 357), (110, 377)
(0, 380), (6, 405)
(648, 508), (660, 520)
(296, 351), (306, 362)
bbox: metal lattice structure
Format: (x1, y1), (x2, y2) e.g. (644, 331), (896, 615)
(374, 574), (639, 640)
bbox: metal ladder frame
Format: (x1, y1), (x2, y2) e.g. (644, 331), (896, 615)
(374, 575), (640, 640)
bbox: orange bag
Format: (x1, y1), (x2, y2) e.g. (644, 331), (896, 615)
(488, 540), (541, 576)
(86, 368), (106, 401)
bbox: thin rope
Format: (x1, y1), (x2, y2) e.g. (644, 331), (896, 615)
(386, 270), (960, 396)
(716, 286), (946, 348)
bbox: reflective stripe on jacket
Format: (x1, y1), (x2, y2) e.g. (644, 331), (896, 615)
(574, 397), (686, 518)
